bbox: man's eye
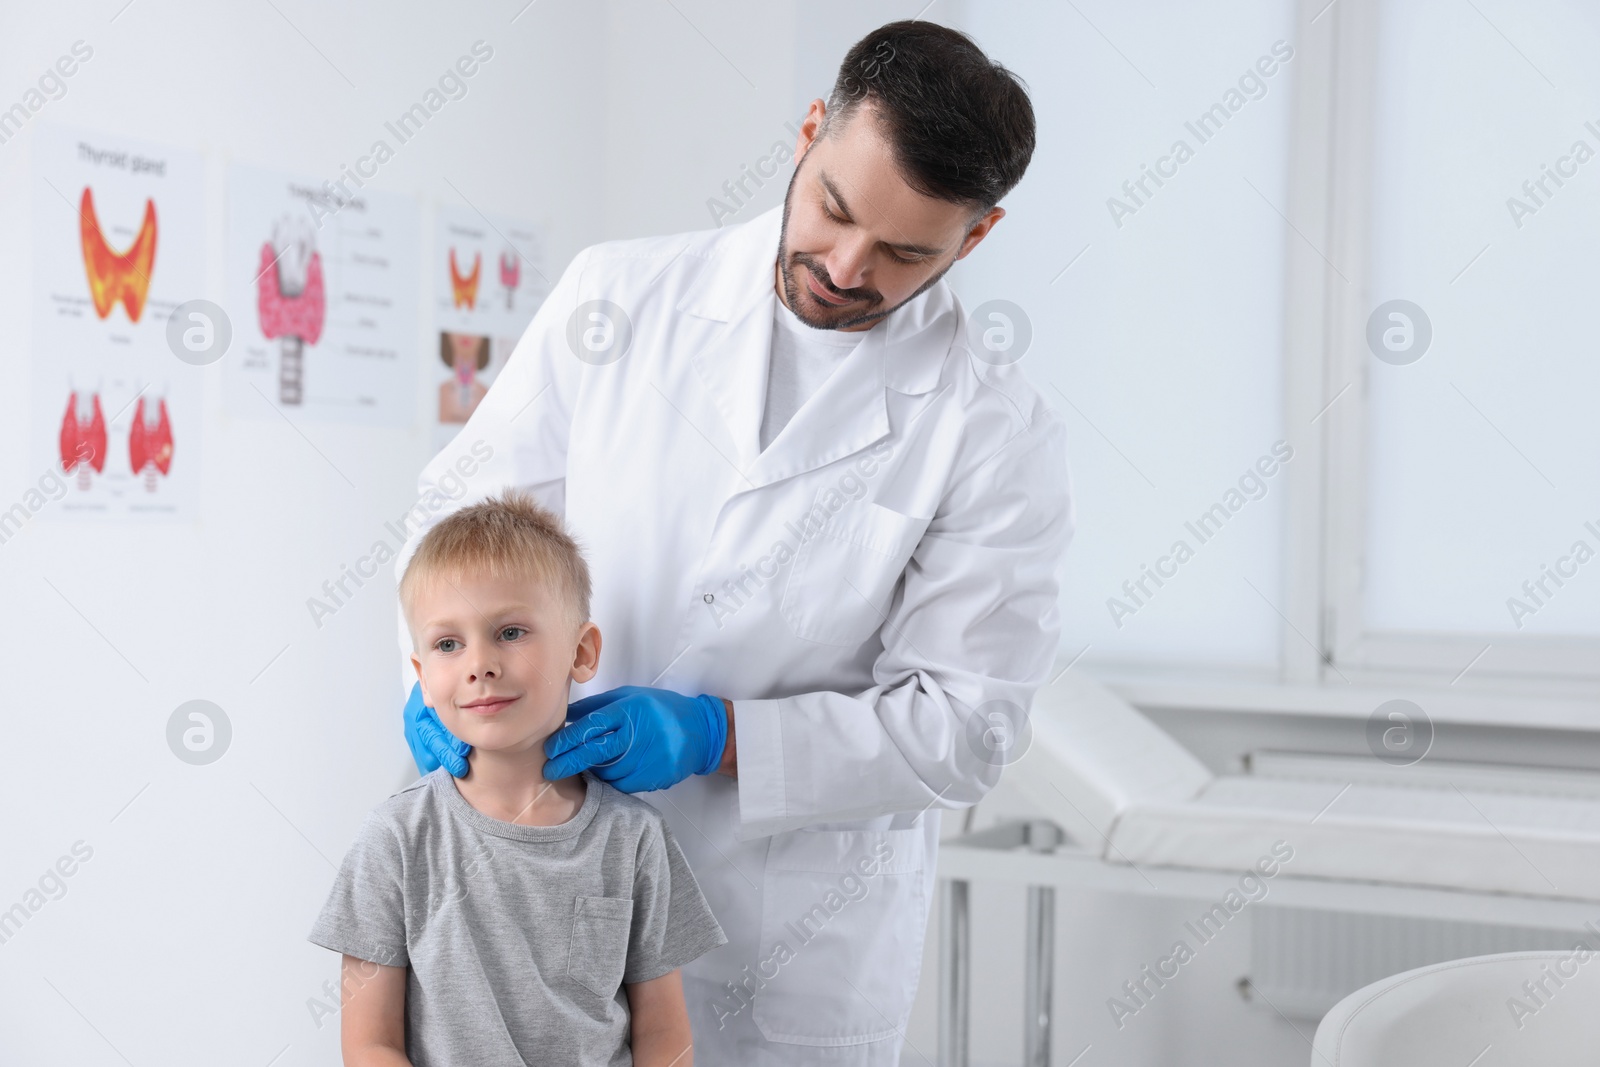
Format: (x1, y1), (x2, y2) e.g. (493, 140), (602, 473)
(436, 638), (460, 653)
(499, 626), (527, 641)
(821, 198), (920, 263)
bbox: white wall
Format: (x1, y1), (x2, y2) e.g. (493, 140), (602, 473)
(599, 0), (799, 241)
(0, 1), (609, 1061)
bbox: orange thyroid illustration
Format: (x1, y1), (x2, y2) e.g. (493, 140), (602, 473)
(80, 187), (158, 322)
(449, 248), (481, 309)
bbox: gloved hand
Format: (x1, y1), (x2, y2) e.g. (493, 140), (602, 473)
(403, 680), (471, 778)
(543, 685), (727, 793)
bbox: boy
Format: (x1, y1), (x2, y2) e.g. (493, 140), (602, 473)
(308, 489), (727, 1066)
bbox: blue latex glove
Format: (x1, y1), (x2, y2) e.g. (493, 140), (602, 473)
(543, 685), (727, 793)
(403, 680), (470, 778)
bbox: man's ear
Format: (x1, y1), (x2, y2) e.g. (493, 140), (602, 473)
(570, 621), (602, 684)
(954, 205), (1005, 262)
(794, 97), (826, 163)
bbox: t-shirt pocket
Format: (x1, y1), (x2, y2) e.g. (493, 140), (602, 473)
(566, 894), (634, 998)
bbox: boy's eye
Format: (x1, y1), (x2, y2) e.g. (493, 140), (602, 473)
(499, 626), (527, 642)
(435, 638), (461, 653)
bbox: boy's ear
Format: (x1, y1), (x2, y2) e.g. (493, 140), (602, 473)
(411, 653), (431, 707)
(569, 621), (601, 684)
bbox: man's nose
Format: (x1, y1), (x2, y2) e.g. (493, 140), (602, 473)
(825, 236), (874, 290)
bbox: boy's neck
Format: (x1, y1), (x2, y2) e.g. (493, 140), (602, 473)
(453, 746), (586, 827)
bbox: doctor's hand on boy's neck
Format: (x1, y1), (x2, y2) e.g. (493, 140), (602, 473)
(406, 566), (601, 828)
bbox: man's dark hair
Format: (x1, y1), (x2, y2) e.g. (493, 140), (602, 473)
(819, 20), (1035, 215)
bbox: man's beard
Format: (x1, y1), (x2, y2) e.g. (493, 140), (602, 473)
(775, 164), (957, 331)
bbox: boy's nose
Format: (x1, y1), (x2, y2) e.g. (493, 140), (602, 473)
(465, 650), (500, 682)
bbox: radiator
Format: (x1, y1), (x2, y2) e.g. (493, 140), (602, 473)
(1244, 907), (1589, 1019)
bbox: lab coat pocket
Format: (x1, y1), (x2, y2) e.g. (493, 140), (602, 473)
(752, 827), (928, 1046)
(566, 894), (634, 998)
(781, 500), (929, 647)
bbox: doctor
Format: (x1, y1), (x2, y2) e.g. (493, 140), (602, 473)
(398, 19), (1071, 1065)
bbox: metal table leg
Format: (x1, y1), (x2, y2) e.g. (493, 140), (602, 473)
(938, 878), (970, 1067)
(1024, 884), (1055, 1066)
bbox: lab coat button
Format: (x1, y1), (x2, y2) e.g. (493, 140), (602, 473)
(702, 593), (714, 603)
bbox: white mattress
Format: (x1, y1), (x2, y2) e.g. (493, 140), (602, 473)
(1007, 668), (1213, 847)
(1110, 773), (1600, 901)
(1013, 667), (1600, 901)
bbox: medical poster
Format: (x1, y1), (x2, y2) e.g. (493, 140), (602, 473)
(432, 203), (548, 447)
(225, 163), (419, 425)
(30, 123), (204, 519)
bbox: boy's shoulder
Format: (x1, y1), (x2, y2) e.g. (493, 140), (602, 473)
(352, 768), (449, 840)
(585, 775), (670, 840)
(386, 766), (446, 810)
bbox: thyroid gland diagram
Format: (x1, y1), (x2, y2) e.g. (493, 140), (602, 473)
(59, 391), (108, 490)
(128, 395), (174, 491)
(499, 249), (519, 310)
(257, 216), (325, 406)
(450, 248), (481, 309)
(79, 187), (158, 322)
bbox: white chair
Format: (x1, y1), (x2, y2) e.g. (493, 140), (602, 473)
(1310, 950), (1600, 1066)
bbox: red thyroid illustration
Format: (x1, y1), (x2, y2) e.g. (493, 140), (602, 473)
(257, 242), (326, 344)
(499, 250), (519, 310)
(80, 187), (158, 322)
(450, 248), (481, 309)
(59, 392), (108, 489)
(128, 396), (174, 491)
(257, 231), (325, 406)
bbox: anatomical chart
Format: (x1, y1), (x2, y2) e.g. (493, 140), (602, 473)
(30, 123), (204, 519)
(433, 203), (548, 445)
(225, 163), (418, 425)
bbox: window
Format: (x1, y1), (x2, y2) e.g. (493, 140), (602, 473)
(952, 0), (1300, 678)
(1321, 0), (1600, 687)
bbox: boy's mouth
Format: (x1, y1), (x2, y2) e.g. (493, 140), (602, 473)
(460, 695), (519, 716)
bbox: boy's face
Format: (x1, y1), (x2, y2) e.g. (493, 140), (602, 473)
(408, 568), (599, 760)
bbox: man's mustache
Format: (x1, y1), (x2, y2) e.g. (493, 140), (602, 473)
(793, 254), (879, 305)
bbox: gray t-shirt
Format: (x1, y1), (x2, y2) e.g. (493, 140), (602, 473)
(307, 769), (726, 1067)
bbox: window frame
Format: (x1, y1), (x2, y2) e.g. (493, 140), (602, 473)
(1283, 0), (1600, 695)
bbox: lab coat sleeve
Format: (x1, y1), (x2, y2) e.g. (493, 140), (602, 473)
(392, 245), (594, 694)
(733, 400), (1074, 838)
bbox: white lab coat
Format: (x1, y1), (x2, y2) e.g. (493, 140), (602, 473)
(395, 204), (1073, 1064)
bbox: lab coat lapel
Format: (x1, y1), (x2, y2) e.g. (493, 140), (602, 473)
(677, 204), (953, 492)
(752, 278), (957, 485)
(685, 291), (772, 473)
(681, 208), (782, 474)
(743, 325), (888, 487)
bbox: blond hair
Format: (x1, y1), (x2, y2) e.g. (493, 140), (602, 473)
(400, 488), (591, 629)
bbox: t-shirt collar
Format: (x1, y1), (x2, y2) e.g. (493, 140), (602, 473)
(431, 767), (604, 842)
